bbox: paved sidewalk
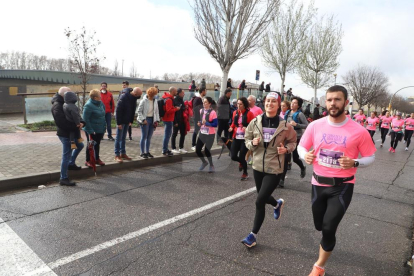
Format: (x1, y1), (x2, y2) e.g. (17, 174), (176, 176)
(0, 126), (220, 179)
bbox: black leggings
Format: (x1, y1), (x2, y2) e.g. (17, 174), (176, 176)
(196, 133), (214, 165)
(367, 130), (375, 143)
(405, 130), (413, 148)
(128, 125), (132, 138)
(312, 183), (354, 252)
(380, 128), (389, 144)
(217, 119), (230, 142)
(281, 138), (305, 181)
(390, 132), (403, 149)
(231, 138), (248, 174)
(192, 123), (200, 147)
(252, 170), (280, 234)
(171, 123), (186, 149)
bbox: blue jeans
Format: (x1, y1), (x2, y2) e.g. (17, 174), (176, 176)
(140, 117), (154, 154)
(105, 113), (112, 137)
(58, 136), (84, 180)
(162, 121), (173, 153)
(114, 124), (128, 156)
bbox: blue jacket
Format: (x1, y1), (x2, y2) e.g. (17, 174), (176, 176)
(82, 99), (106, 134)
(116, 92), (138, 125)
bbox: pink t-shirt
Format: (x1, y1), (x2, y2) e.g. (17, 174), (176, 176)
(366, 117), (379, 131)
(353, 114), (366, 126)
(391, 118), (404, 132)
(250, 106), (263, 117)
(381, 116), (392, 129)
(346, 114), (351, 119)
(300, 117), (376, 187)
(280, 111), (287, 119)
(406, 118), (414, 131)
(199, 109), (217, 135)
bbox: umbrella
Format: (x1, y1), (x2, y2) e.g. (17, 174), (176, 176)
(88, 135), (97, 176)
(217, 137), (233, 159)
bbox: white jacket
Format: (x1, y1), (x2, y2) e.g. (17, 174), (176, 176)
(137, 95), (160, 124)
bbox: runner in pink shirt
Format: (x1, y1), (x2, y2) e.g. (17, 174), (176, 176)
(404, 113), (414, 151)
(353, 109), (366, 126)
(344, 110), (351, 118)
(380, 111), (392, 147)
(247, 95), (264, 117)
(365, 111), (380, 143)
(389, 113), (404, 153)
(298, 85), (376, 276)
(196, 97), (217, 172)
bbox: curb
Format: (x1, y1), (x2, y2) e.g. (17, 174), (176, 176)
(0, 148), (224, 193)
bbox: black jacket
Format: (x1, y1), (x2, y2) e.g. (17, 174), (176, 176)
(51, 93), (83, 138)
(174, 96), (185, 124)
(259, 83), (264, 91)
(265, 84), (271, 92)
(313, 107), (320, 120)
(217, 95), (231, 120)
(192, 96), (203, 122)
(116, 92), (138, 125)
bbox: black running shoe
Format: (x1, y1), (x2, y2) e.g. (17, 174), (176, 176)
(147, 153), (154, 158)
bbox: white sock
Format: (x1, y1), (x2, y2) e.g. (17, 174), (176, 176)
(314, 263), (325, 269)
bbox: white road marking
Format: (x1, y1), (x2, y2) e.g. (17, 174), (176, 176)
(47, 187), (256, 269)
(0, 218), (57, 276)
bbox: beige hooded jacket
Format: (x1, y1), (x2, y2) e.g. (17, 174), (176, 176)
(245, 114), (297, 174)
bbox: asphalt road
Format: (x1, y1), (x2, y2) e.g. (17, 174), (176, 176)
(0, 132), (413, 276)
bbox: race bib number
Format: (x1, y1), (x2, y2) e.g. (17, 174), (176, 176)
(368, 123), (373, 127)
(263, 127), (276, 143)
(318, 148), (344, 169)
(392, 126), (400, 132)
(409, 125), (414, 128)
(236, 128), (245, 140)
(383, 122), (388, 126)
(200, 126), (209, 135)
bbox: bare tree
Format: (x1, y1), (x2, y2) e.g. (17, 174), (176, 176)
(298, 15), (343, 104)
(191, 0), (280, 95)
(371, 88), (390, 112)
(343, 65), (389, 110)
(261, 0), (316, 92)
(130, 62), (137, 78)
(64, 26), (103, 109)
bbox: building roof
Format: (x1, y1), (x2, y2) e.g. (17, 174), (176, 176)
(0, 69), (176, 85)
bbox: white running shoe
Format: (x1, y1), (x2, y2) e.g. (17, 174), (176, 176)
(191, 146), (196, 151)
(171, 149), (180, 154)
(179, 148), (188, 154)
(405, 147), (408, 151)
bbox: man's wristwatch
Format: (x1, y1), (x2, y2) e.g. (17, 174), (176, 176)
(353, 160), (359, 168)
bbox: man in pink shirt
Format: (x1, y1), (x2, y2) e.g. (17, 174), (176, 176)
(380, 111), (392, 147)
(298, 85), (376, 276)
(247, 95), (263, 117)
(353, 109), (366, 126)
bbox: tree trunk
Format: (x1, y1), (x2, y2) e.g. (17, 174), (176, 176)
(280, 76), (285, 95)
(220, 67), (230, 97)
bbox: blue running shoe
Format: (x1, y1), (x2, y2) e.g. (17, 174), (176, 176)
(274, 199), (285, 220)
(241, 233), (257, 248)
(199, 162), (209, 171)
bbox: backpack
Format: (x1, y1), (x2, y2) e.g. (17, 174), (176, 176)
(158, 98), (171, 118)
(238, 83), (242, 89)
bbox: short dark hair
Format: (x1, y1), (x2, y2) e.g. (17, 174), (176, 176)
(177, 88), (183, 94)
(326, 85), (348, 100)
(225, 88), (232, 94)
(238, 97), (249, 110)
(199, 87), (206, 94)
(291, 96), (303, 108)
(101, 82), (107, 86)
(122, 81), (129, 85)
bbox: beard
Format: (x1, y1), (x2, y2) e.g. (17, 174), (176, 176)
(329, 104), (345, 118)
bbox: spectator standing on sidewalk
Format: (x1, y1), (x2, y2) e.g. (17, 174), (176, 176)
(217, 88), (233, 143)
(161, 87), (180, 156)
(171, 88), (188, 154)
(227, 78), (234, 89)
(286, 88), (293, 101)
(51, 87), (85, 186)
(114, 87), (142, 162)
(258, 81), (265, 100)
(239, 79), (247, 97)
(313, 103), (320, 120)
(100, 82), (115, 141)
(137, 87), (160, 159)
(83, 89), (107, 168)
(200, 78), (206, 91)
(191, 88), (207, 151)
(119, 81), (134, 140)
(265, 83), (271, 92)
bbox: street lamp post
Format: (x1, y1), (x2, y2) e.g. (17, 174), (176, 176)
(388, 86), (414, 111)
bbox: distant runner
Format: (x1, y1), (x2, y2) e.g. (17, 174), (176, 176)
(380, 111), (392, 147)
(353, 109), (366, 126)
(405, 113), (414, 151)
(298, 85), (376, 276)
(365, 111), (379, 143)
(389, 113), (404, 153)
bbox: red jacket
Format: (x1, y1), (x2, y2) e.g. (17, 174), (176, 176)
(162, 92), (177, 122)
(101, 91), (115, 113)
(230, 109), (255, 138)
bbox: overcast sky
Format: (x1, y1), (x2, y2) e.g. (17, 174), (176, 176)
(1, 0), (413, 100)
